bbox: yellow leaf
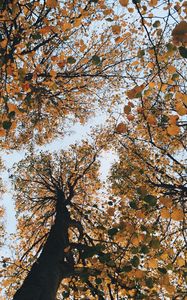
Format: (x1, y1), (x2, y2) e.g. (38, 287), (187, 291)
(148, 258), (158, 268)
(167, 125), (180, 135)
(116, 123), (127, 133)
(176, 257), (185, 267)
(160, 207), (170, 219)
(160, 252), (168, 260)
(112, 25), (121, 35)
(119, 0), (129, 7)
(171, 208), (184, 221)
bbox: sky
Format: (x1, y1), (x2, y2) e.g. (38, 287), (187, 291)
(0, 111), (117, 257)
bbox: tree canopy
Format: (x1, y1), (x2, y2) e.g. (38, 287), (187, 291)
(0, 0), (187, 299)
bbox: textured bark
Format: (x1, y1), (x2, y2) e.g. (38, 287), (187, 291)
(13, 195), (73, 300)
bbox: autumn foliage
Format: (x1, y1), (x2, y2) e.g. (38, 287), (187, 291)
(0, 0), (187, 299)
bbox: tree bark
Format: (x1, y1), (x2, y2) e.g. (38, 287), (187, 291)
(13, 195), (73, 300)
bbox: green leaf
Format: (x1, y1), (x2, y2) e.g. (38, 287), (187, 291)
(67, 56), (76, 64)
(92, 55), (101, 65)
(145, 277), (154, 288)
(62, 291), (70, 298)
(153, 21), (160, 28)
(3, 120), (12, 130)
(140, 225), (147, 232)
(131, 247), (139, 254)
(129, 200), (138, 209)
(8, 111), (16, 118)
(171, 73), (179, 80)
(130, 256), (140, 267)
(140, 245), (149, 254)
(143, 195), (157, 206)
(158, 267), (167, 274)
(31, 33), (42, 40)
(108, 228), (118, 236)
(179, 46), (187, 58)
(132, 0), (141, 3)
(95, 278), (102, 285)
(122, 264), (132, 272)
(137, 49), (145, 58)
(107, 260), (116, 267)
(149, 238), (160, 249)
(166, 43), (176, 51)
(106, 18), (113, 22)
(99, 253), (111, 263)
(81, 244), (103, 259)
(80, 273), (89, 282)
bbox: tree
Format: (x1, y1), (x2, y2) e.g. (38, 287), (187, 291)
(0, 0), (187, 299)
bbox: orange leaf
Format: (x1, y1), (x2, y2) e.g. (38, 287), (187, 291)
(149, 0), (158, 6)
(168, 115), (179, 125)
(172, 21), (187, 44)
(133, 270), (145, 279)
(127, 114), (134, 121)
(148, 258), (158, 268)
(107, 207), (115, 216)
(171, 208), (184, 221)
(119, 0), (129, 7)
(46, 0), (57, 8)
(124, 105), (131, 114)
(126, 85), (144, 99)
(147, 114), (157, 125)
(159, 197), (173, 208)
(175, 102), (187, 116)
(0, 129), (6, 137)
(160, 208), (170, 219)
(39, 26), (53, 34)
(116, 123), (127, 133)
(167, 125), (180, 135)
(64, 246), (70, 253)
(112, 25), (121, 35)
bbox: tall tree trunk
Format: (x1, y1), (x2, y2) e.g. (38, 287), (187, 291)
(13, 198), (73, 300)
